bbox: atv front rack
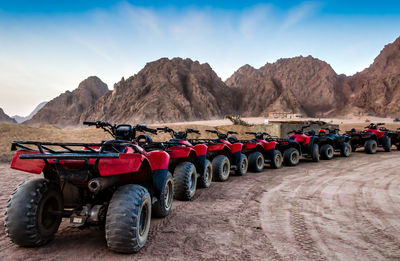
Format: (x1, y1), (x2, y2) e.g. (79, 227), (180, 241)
(11, 141), (120, 160)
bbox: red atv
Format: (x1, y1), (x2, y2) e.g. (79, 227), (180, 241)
(286, 125), (320, 163)
(139, 127), (211, 201)
(389, 128), (400, 151)
(6, 121), (173, 253)
(235, 132), (283, 172)
(259, 133), (303, 167)
(375, 124), (400, 151)
(347, 123), (391, 154)
(189, 130), (248, 181)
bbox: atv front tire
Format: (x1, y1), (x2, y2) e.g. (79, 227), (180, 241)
(340, 142), (352, 157)
(198, 159), (213, 188)
(106, 184), (151, 253)
(364, 139), (377, 154)
(173, 162), (197, 201)
(152, 171), (174, 218)
(212, 155), (230, 182)
(270, 150), (283, 169)
(5, 179), (63, 247)
(283, 147), (300, 166)
(311, 144), (320, 162)
(320, 144), (334, 160)
(248, 151), (264, 172)
(235, 153), (248, 176)
(382, 136), (391, 152)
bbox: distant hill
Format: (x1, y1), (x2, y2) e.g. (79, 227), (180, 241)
(13, 101), (48, 123)
(0, 108), (16, 123)
(227, 36), (400, 118)
(80, 58), (234, 124)
(25, 76), (109, 127)
(20, 36), (400, 126)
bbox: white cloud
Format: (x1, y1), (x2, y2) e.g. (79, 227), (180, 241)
(281, 2), (322, 30)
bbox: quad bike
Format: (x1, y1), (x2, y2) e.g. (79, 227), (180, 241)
(258, 132), (303, 167)
(139, 126), (211, 201)
(375, 124), (400, 151)
(389, 128), (400, 151)
(316, 128), (352, 160)
(286, 125), (320, 163)
(346, 123), (391, 154)
(189, 130), (248, 181)
(234, 132), (283, 172)
(5, 121), (174, 254)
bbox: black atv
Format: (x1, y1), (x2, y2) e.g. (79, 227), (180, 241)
(317, 128), (352, 160)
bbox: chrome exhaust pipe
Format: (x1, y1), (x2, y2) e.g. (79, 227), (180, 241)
(88, 176), (120, 193)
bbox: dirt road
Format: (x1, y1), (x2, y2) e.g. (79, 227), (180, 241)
(1, 151), (399, 260)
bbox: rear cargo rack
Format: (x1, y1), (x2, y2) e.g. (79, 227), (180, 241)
(11, 141), (121, 162)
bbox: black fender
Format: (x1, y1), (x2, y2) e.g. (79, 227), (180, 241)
(231, 151), (242, 166)
(306, 136), (318, 154)
(152, 168), (169, 200)
(264, 148), (275, 160)
(195, 154), (207, 177)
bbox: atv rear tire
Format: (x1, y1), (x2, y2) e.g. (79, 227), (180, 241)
(197, 159), (213, 188)
(382, 136), (391, 152)
(212, 155), (230, 182)
(311, 144), (320, 162)
(5, 179), (63, 247)
(283, 147), (300, 166)
(152, 171), (174, 218)
(173, 162), (197, 201)
(320, 144), (334, 160)
(340, 142), (351, 157)
(235, 153), (248, 176)
(364, 139), (377, 154)
(397, 145), (400, 151)
(270, 150), (283, 169)
(106, 184), (151, 253)
(248, 151), (264, 172)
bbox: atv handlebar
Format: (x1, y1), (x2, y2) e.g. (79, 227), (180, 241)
(136, 124), (157, 134)
(83, 121), (113, 128)
(186, 128), (200, 134)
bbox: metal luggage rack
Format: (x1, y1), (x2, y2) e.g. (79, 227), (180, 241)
(266, 137), (289, 142)
(141, 141), (192, 151)
(11, 141), (120, 160)
(188, 138), (219, 145)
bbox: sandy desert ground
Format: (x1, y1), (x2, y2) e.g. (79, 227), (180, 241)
(0, 148), (400, 260)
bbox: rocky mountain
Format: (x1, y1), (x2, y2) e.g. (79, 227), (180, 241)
(227, 56), (348, 117)
(16, 36), (400, 127)
(81, 58), (234, 124)
(0, 108), (17, 123)
(348, 36), (400, 116)
(26, 76), (108, 127)
(227, 36), (400, 117)
(13, 101), (48, 123)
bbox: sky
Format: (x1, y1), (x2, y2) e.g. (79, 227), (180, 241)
(0, 1), (400, 116)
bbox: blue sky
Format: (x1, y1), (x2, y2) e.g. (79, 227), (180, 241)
(1, 1), (400, 116)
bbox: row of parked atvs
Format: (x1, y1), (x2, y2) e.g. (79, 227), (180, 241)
(4, 121), (400, 253)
